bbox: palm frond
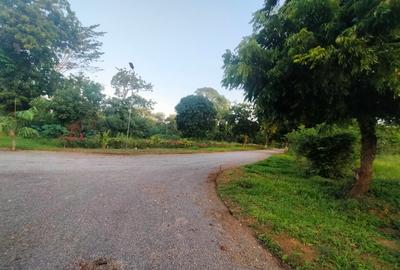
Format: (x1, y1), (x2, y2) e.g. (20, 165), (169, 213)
(15, 108), (37, 121)
(0, 116), (16, 133)
(18, 127), (39, 138)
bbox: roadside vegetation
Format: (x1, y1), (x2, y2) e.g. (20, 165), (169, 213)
(218, 123), (400, 269)
(217, 1), (400, 266)
(223, 0), (400, 197)
(218, 152), (400, 269)
(0, 134), (263, 154)
(0, 2), (284, 153)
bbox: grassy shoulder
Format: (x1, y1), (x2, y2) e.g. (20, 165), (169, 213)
(0, 135), (264, 154)
(217, 154), (400, 270)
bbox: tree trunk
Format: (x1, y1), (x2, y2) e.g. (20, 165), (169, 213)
(243, 134), (248, 146)
(349, 117), (377, 198)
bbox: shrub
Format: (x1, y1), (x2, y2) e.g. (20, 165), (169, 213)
(63, 136), (100, 148)
(377, 125), (400, 154)
(96, 130), (111, 149)
(60, 133), (259, 150)
(19, 127), (40, 138)
(39, 124), (68, 138)
(288, 125), (357, 178)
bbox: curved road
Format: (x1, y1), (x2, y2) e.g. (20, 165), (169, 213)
(0, 150), (283, 270)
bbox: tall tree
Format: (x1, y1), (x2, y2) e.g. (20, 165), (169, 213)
(50, 75), (104, 131)
(0, 0), (104, 112)
(223, 0), (400, 197)
(100, 95), (154, 135)
(195, 87), (230, 120)
(110, 66), (153, 139)
(227, 103), (259, 145)
(175, 95), (217, 138)
(111, 68), (153, 100)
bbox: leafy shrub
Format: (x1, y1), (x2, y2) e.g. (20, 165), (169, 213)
(39, 124), (68, 138)
(95, 130), (111, 149)
(288, 125), (357, 178)
(19, 127), (40, 138)
(377, 125), (400, 154)
(63, 136), (100, 148)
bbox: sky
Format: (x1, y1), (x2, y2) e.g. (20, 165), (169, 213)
(69, 0), (264, 115)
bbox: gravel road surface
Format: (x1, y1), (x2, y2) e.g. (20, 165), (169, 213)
(0, 150), (283, 270)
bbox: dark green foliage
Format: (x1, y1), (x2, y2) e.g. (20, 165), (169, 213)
(29, 97), (56, 126)
(63, 137), (101, 148)
(37, 124), (68, 138)
(60, 135), (259, 151)
(98, 96), (154, 136)
(288, 125), (357, 178)
(226, 103), (260, 143)
(51, 75), (104, 126)
(175, 95), (217, 138)
(0, 0), (104, 111)
(222, 0), (400, 196)
(223, 0), (400, 126)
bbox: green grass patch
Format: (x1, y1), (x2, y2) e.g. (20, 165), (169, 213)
(0, 135), (61, 150)
(218, 154), (400, 269)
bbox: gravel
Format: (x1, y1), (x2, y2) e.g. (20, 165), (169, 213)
(0, 150), (283, 270)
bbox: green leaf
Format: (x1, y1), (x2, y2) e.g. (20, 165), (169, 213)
(18, 127), (39, 138)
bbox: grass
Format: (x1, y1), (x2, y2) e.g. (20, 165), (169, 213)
(0, 135), (61, 150)
(0, 135), (264, 154)
(217, 154), (400, 270)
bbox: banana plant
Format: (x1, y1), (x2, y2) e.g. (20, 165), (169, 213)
(0, 108), (39, 151)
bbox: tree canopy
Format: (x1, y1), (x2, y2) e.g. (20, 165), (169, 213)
(222, 0), (400, 196)
(50, 75), (104, 128)
(111, 68), (153, 100)
(0, 0), (104, 112)
(175, 95), (217, 138)
(195, 87), (230, 120)
(227, 103), (259, 144)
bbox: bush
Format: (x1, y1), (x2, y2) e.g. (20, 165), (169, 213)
(377, 125), (400, 154)
(95, 130), (111, 149)
(288, 125), (357, 178)
(60, 132), (260, 150)
(63, 136), (100, 148)
(39, 124), (68, 138)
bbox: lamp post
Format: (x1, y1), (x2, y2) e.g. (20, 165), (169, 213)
(126, 62), (135, 149)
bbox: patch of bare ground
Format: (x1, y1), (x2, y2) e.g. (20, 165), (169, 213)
(273, 233), (318, 264)
(215, 167), (245, 185)
(208, 168), (287, 270)
(77, 258), (123, 270)
(369, 206), (392, 220)
(376, 238), (400, 252)
(379, 226), (400, 238)
(360, 253), (394, 270)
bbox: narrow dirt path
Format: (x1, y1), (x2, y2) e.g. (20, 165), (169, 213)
(0, 150), (283, 269)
